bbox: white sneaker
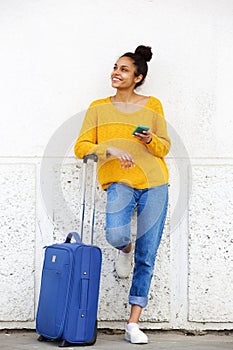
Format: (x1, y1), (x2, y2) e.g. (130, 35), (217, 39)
(115, 251), (132, 278)
(125, 323), (148, 344)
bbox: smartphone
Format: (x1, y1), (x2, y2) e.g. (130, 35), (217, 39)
(132, 125), (150, 135)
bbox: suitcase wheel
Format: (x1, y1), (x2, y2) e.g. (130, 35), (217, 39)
(59, 339), (72, 348)
(37, 335), (48, 342)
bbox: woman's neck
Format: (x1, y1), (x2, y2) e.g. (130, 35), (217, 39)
(113, 91), (139, 104)
(111, 91), (149, 107)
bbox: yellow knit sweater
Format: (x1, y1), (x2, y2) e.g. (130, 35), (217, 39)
(74, 96), (171, 190)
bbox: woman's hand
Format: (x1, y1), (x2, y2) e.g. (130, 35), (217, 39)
(106, 146), (135, 170)
(133, 130), (152, 144)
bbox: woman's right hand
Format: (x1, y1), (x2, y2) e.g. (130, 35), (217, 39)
(106, 146), (135, 170)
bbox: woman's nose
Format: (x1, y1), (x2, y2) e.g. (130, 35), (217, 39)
(113, 67), (120, 75)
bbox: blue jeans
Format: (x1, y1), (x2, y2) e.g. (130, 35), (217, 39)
(105, 183), (168, 308)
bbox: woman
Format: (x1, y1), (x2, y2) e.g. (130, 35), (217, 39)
(74, 45), (170, 344)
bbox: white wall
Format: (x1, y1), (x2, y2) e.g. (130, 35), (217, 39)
(0, 0), (233, 330)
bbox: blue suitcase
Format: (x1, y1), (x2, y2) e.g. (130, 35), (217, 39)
(36, 155), (102, 347)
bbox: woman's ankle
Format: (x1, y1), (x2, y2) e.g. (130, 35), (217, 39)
(122, 242), (132, 253)
(128, 304), (142, 324)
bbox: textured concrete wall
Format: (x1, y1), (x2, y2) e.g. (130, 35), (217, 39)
(0, 164), (35, 322)
(189, 165), (233, 323)
(0, 0), (233, 330)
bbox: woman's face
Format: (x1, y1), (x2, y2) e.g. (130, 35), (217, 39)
(111, 56), (142, 90)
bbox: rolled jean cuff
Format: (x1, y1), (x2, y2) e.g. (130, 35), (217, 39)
(129, 295), (148, 308)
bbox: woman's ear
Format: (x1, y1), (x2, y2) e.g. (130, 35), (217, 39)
(134, 74), (143, 84)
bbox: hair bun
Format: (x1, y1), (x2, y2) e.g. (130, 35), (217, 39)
(135, 45), (153, 62)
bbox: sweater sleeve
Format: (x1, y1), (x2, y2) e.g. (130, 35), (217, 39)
(74, 104), (109, 160)
(146, 98), (171, 157)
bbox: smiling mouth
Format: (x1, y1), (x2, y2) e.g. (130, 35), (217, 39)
(112, 77), (122, 82)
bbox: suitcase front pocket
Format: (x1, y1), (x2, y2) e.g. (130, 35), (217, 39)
(37, 269), (62, 338)
(36, 248), (72, 339)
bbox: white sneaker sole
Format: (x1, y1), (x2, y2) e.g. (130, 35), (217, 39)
(125, 331), (148, 344)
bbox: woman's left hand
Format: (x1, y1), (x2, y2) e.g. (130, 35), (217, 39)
(133, 130), (152, 144)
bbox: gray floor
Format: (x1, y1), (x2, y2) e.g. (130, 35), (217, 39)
(0, 331), (233, 350)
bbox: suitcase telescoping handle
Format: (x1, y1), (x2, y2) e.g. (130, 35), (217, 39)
(80, 154), (98, 244)
(83, 154), (98, 164)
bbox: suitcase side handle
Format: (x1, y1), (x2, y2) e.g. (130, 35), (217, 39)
(65, 232), (81, 243)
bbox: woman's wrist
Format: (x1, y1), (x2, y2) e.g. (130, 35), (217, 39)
(146, 136), (152, 144)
